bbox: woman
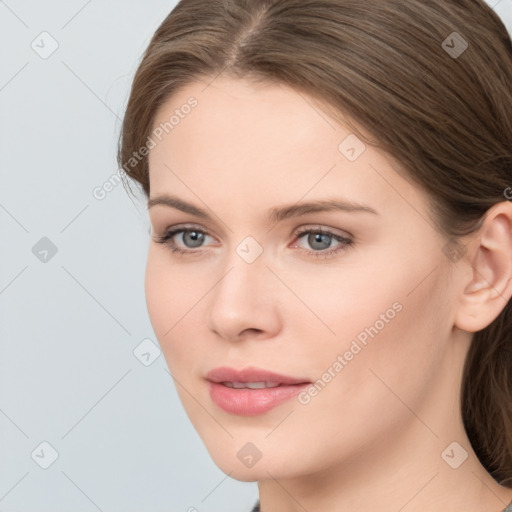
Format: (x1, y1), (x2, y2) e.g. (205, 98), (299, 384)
(117, 0), (512, 510)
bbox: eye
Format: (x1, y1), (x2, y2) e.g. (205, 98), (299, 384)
(292, 227), (353, 259)
(173, 229), (206, 248)
(153, 225), (214, 256)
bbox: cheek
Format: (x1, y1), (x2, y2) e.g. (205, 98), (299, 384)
(144, 248), (209, 374)
(272, 262), (450, 470)
(144, 247), (196, 334)
(284, 245), (450, 392)
(271, 260), (406, 361)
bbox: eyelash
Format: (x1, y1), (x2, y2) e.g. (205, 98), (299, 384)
(153, 224), (354, 260)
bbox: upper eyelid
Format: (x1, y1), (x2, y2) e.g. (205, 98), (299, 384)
(162, 223), (218, 240)
(162, 223), (352, 244)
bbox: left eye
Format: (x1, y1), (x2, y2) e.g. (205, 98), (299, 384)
(295, 230), (345, 251)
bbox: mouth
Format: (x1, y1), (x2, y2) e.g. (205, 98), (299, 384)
(205, 366), (311, 416)
(221, 381), (282, 389)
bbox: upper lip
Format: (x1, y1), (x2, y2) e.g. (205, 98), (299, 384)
(205, 366), (311, 385)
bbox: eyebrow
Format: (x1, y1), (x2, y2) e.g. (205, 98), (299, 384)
(147, 194), (378, 223)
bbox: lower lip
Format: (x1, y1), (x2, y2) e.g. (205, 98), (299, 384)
(208, 381), (310, 416)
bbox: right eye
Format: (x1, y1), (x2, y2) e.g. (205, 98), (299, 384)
(153, 225), (216, 256)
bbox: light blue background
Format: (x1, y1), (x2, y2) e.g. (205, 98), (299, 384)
(1, 1), (511, 511)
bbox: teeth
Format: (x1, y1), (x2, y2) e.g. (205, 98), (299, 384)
(222, 381), (281, 389)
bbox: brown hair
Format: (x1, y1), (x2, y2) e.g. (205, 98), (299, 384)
(117, 0), (512, 485)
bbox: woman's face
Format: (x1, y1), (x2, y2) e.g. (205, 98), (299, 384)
(145, 76), (460, 481)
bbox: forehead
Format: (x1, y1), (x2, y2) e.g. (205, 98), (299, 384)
(149, 76), (343, 163)
(147, 77), (426, 222)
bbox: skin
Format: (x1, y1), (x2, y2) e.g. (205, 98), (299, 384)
(145, 76), (512, 512)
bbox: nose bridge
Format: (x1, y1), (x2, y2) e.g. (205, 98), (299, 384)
(207, 235), (277, 339)
(215, 237), (267, 305)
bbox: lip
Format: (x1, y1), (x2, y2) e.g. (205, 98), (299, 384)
(206, 366), (310, 385)
(206, 366), (311, 416)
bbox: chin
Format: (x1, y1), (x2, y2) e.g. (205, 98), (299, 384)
(203, 439), (307, 482)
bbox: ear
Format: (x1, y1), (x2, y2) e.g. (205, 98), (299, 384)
(454, 201), (512, 333)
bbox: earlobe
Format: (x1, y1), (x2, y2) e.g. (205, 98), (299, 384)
(453, 202), (512, 333)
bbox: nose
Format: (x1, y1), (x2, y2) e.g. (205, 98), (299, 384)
(206, 246), (282, 342)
